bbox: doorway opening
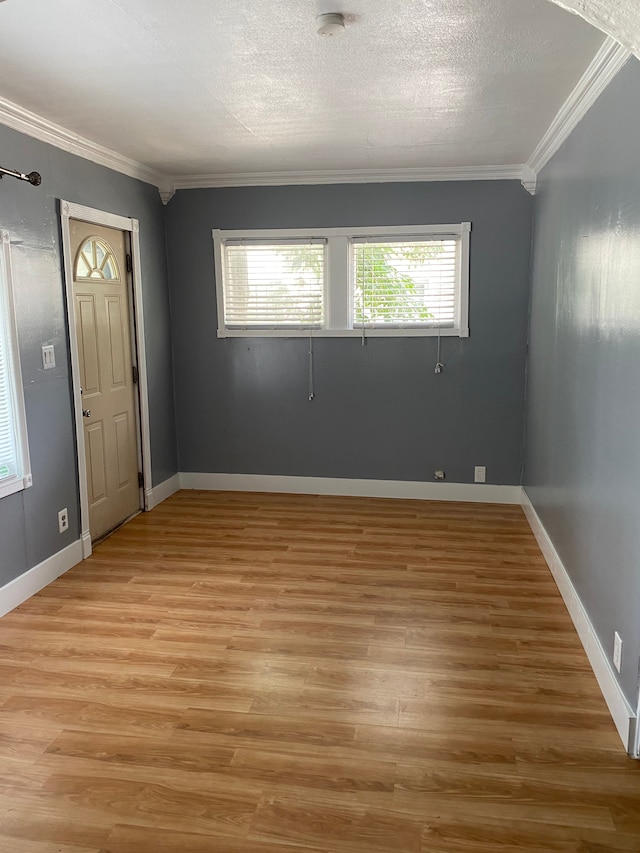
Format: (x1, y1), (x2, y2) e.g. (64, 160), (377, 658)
(60, 201), (152, 557)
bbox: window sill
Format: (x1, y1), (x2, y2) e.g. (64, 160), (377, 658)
(218, 327), (469, 339)
(0, 473), (32, 500)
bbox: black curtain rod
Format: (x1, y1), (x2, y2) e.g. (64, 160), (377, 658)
(0, 164), (41, 186)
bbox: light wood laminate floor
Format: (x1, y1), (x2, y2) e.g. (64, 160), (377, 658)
(1, 490), (639, 852)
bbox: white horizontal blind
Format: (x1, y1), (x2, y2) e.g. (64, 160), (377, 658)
(352, 238), (459, 327)
(222, 240), (325, 327)
(0, 237), (25, 493)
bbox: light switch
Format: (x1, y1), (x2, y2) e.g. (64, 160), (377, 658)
(42, 344), (55, 370)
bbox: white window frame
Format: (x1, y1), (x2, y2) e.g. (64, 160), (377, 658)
(213, 222), (471, 338)
(0, 229), (31, 499)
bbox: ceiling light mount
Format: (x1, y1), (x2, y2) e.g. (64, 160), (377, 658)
(316, 12), (345, 36)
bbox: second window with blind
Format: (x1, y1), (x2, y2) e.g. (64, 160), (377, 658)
(213, 223), (470, 338)
(0, 229), (31, 499)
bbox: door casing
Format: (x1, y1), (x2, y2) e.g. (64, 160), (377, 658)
(60, 200), (152, 558)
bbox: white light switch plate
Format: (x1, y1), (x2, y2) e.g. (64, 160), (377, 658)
(42, 344), (55, 370)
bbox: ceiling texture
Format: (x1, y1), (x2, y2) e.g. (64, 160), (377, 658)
(0, 0), (607, 182)
(552, 0), (640, 57)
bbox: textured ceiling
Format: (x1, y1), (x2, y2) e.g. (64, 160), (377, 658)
(549, 0), (640, 57)
(0, 0), (604, 177)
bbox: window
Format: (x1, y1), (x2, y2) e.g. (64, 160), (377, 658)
(353, 238), (459, 328)
(213, 223), (470, 338)
(75, 237), (120, 281)
(0, 230), (31, 499)
(221, 240), (325, 329)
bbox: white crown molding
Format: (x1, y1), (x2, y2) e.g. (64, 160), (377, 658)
(526, 36), (631, 184)
(520, 166), (537, 196)
(0, 90), (541, 202)
(0, 94), (167, 193)
(158, 188), (176, 205)
(168, 164), (526, 193)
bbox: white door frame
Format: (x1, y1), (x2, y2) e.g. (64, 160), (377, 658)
(60, 200), (153, 558)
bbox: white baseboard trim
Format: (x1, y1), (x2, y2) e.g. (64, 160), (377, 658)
(146, 473), (181, 510)
(81, 529), (92, 559)
(179, 472), (522, 504)
(0, 540), (83, 619)
(521, 487), (636, 754)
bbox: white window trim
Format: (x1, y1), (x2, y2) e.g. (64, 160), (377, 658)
(0, 230), (31, 500)
(213, 223), (471, 338)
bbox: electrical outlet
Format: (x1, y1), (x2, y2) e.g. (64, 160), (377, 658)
(58, 508), (68, 534)
(474, 466), (486, 483)
(434, 470), (445, 480)
(613, 632), (623, 673)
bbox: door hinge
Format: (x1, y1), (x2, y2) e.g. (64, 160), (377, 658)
(132, 364), (139, 384)
(126, 253), (132, 273)
(138, 472), (144, 488)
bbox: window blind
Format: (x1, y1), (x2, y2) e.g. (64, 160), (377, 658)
(0, 241), (24, 492)
(352, 238), (458, 327)
(222, 240), (325, 327)
(0, 331), (19, 483)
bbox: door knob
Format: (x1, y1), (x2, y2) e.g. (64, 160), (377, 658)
(82, 409), (91, 418)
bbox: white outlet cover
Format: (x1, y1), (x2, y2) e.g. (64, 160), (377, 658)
(613, 631), (622, 673)
(58, 508), (68, 533)
(474, 466), (486, 483)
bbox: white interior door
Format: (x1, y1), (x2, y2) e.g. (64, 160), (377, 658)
(70, 219), (141, 540)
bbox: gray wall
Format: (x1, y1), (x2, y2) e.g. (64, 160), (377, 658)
(524, 58), (640, 705)
(166, 181), (532, 484)
(0, 123), (177, 587)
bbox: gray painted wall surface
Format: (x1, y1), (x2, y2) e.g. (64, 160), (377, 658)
(0, 123), (177, 587)
(524, 58), (640, 705)
(166, 181), (532, 484)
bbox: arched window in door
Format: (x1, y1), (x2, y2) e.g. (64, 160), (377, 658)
(75, 237), (121, 281)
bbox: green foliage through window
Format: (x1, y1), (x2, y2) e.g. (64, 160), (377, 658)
(354, 240), (453, 325)
(215, 225), (468, 335)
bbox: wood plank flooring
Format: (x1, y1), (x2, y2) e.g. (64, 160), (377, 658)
(1, 490), (639, 852)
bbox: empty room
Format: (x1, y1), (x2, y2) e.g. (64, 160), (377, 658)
(0, 0), (639, 850)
